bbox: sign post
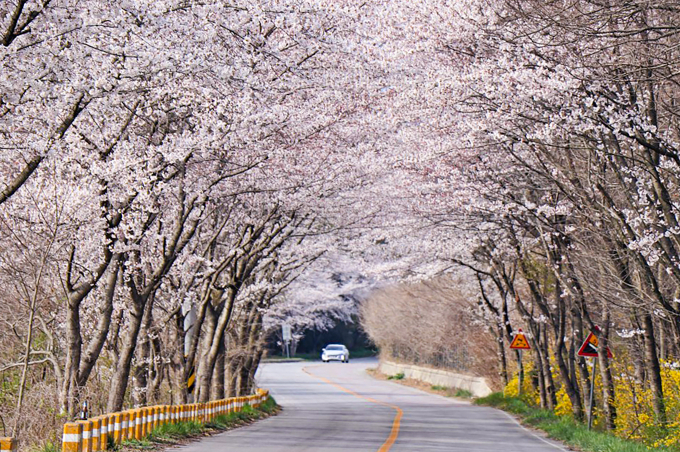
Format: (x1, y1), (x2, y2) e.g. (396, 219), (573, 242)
(577, 329), (613, 430)
(587, 357), (597, 430)
(282, 324), (292, 359)
(509, 329), (531, 397)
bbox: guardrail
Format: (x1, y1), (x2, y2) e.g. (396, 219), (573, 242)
(0, 389), (270, 452)
(62, 389), (270, 452)
(0, 438), (17, 452)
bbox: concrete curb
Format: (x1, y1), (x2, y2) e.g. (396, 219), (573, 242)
(378, 360), (493, 397)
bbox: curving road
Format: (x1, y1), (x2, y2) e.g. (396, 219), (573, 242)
(174, 358), (571, 451)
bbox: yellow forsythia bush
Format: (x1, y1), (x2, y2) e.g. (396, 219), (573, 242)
(503, 353), (680, 446)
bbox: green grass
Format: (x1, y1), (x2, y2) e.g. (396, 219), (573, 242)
(387, 372), (405, 380)
(29, 441), (60, 452)
(475, 393), (679, 452)
(453, 389), (474, 399)
(429, 385), (474, 399)
(147, 420), (204, 441)
(122, 438), (154, 449)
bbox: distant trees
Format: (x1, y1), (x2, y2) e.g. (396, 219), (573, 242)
(362, 278), (499, 384)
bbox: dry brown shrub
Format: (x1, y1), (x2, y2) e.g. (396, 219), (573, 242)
(361, 276), (501, 389)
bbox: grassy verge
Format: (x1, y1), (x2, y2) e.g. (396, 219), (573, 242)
(474, 393), (679, 452)
(118, 397), (279, 451)
(367, 368), (476, 401)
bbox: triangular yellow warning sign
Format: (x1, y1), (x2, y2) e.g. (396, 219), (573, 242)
(510, 329), (531, 350)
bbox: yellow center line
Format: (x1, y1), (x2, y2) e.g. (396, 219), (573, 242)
(302, 365), (403, 452)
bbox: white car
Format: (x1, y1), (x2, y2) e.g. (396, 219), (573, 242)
(321, 344), (350, 363)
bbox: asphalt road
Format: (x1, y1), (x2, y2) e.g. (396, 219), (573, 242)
(175, 358), (571, 452)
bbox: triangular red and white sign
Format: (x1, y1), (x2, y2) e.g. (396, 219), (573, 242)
(577, 331), (613, 358)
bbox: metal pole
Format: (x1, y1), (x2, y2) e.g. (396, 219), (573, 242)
(588, 357), (597, 430)
(518, 350), (522, 398)
(285, 341), (290, 359)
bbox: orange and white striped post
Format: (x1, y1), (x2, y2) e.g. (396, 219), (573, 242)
(137, 408), (145, 438)
(112, 413), (122, 444)
(141, 407), (150, 437)
(110, 414), (117, 444)
(133, 409), (144, 439)
(61, 423), (82, 452)
(144, 407), (152, 436)
(157, 406), (163, 428)
(155, 406), (161, 428)
(77, 420), (93, 452)
(1, 438), (17, 452)
(62, 423), (82, 452)
(126, 410), (136, 440)
(120, 412), (129, 442)
(147, 407), (155, 433)
(101, 415), (110, 450)
(90, 417), (101, 452)
(147, 406), (154, 432)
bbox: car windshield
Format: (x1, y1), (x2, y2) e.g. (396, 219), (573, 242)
(326, 345), (344, 351)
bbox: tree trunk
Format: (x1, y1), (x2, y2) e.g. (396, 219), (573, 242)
(540, 328), (557, 410)
(643, 313), (666, 424)
(497, 325), (509, 386)
(212, 342), (225, 400)
(531, 336), (547, 407)
(597, 321), (616, 431)
(107, 300), (146, 412)
(197, 287), (237, 402)
(227, 354), (240, 397)
(555, 342), (583, 420)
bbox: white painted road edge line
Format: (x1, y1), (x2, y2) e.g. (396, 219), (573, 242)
(499, 410), (572, 452)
